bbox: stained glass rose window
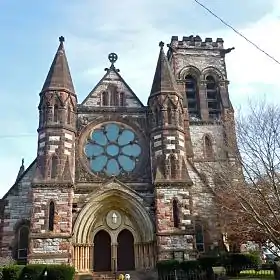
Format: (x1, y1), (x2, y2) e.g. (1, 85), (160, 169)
(84, 123), (141, 176)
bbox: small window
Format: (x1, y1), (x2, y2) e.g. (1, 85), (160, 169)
(67, 105), (71, 124)
(204, 135), (214, 159)
(167, 106), (172, 124)
(172, 199), (180, 228)
(154, 107), (159, 126)
(111, 92), (118, 106)
(119, 92), (125, 106)
(53, 103), (59, 122)
(49, 201), (55, 231)
(41, 106), (46, 126)
(195, 223), (204, 252)
(17, 226), (29, 263)
(206, 76), (221, 120)
(185, 75), (200, 119)
(51, 156), (59, 179)
(170, 155), (176, 178)
(102, 92), (109, 106)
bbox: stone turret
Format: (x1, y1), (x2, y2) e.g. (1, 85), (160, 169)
(148, 42), (194, 260)
(30, 36), (76, 264)
(148, 42), (192, 182)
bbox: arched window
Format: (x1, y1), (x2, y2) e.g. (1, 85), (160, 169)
(206, 76), (221, 120)
(53, 99), (59, 123)
(67, 104), (72, 125)
(48, 201), (55, 231)
(170, 155), (177, 178)
(51, 155), (59, 179)
(185, 75), (200, 119)
(204, 135), (214, 159)
(195, 223), (204, 252)
(154, 107), (159, 126)
(17, 225), (29, 263)
(102, 92), (109, 106)
(172, 199), (180, 228)
(119, 92), (125, 106)
(41, 106), (46, 126)
(167, 106), (172, 125)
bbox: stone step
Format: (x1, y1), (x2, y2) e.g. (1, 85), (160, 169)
(76, 269), (157, 280)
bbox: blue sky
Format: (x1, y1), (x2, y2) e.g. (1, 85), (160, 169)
(0, 0), (280, 197)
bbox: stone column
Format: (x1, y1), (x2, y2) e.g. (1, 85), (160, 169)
(89, 244), (94, 272)
(74, 245), (79, 271)
(143, 243), (148, 269)
(81, 246), (85, 271)
(111, 243), (118, 272)
(79, 246), (83, 271)
(134, 243), (139, 269)
(199, 81), (208, 120)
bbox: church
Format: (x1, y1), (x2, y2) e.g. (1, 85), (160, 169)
(0, 35), (236, 275)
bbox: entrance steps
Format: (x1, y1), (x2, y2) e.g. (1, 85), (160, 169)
(76, 269), (158, 280)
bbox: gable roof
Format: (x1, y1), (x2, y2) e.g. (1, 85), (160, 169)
(2, 159), (37, 200)
(80, 66), (144, 107)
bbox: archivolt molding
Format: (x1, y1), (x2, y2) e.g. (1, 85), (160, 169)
(178, 65), (201, 81)
(72, 181), (154, 244)
(201, 66), (225, 81)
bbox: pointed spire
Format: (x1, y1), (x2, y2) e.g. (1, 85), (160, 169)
(41, 36), (75, 93)
(15, 158), (25, 182)
(150, 41), (178, 96)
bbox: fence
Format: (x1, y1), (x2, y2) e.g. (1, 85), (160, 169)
(158, 265), (275, 280)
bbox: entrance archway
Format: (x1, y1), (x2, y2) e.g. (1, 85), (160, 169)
(117, 229), (135, 271)
(94, 230), (111, 271)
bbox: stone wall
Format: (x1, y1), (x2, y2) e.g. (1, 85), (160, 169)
(81, 70), (143, 108)
(29, 186), (73, 264)
(155, 186), (193, 260)
(190, 124), (225, 159)
(0, 161), (35, 257)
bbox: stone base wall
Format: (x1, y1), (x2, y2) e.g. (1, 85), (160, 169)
(155, 185), (194, 259)
(29, 186), (73, 263)
(0, 162), (35, 258)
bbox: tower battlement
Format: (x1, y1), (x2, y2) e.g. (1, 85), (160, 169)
(169, 35), (224, 49)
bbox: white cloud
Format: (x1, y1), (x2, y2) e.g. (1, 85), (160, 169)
(65, 0), (280, 108)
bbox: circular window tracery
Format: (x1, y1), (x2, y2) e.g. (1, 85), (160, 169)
(84, 123), (142, 176)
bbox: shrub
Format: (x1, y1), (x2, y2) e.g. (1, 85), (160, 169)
(224, 253), (261, 268)
(180, 260), (201, 271)
(46, 265), (75, 280)
(19, 264), (46, 280)
(2, 265), (23, 280)
(156, 260), (180, 272)
(198, 256), (221, 268)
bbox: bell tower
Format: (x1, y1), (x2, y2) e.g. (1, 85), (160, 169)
(29, 36), (77, 264)
(148, 42), (194, 261)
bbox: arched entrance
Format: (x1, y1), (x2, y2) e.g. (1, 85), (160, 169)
(94, 230), (111, 271)
(117, 229), (135, 271)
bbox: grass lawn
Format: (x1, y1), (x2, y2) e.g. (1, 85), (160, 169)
(230, 269), (274, 279)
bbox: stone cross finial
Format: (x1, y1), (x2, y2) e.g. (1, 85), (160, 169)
(59, 36), (65, 43)
(159, 41), (164, 48)
(105, 52), (120, 72)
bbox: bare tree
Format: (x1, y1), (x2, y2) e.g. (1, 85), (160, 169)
(207, 100), (280, 254)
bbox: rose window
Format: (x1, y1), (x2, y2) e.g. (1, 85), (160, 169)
(84, 123), (141, 176)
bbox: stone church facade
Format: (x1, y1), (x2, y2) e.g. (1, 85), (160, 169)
(0, 35), (235, 274)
